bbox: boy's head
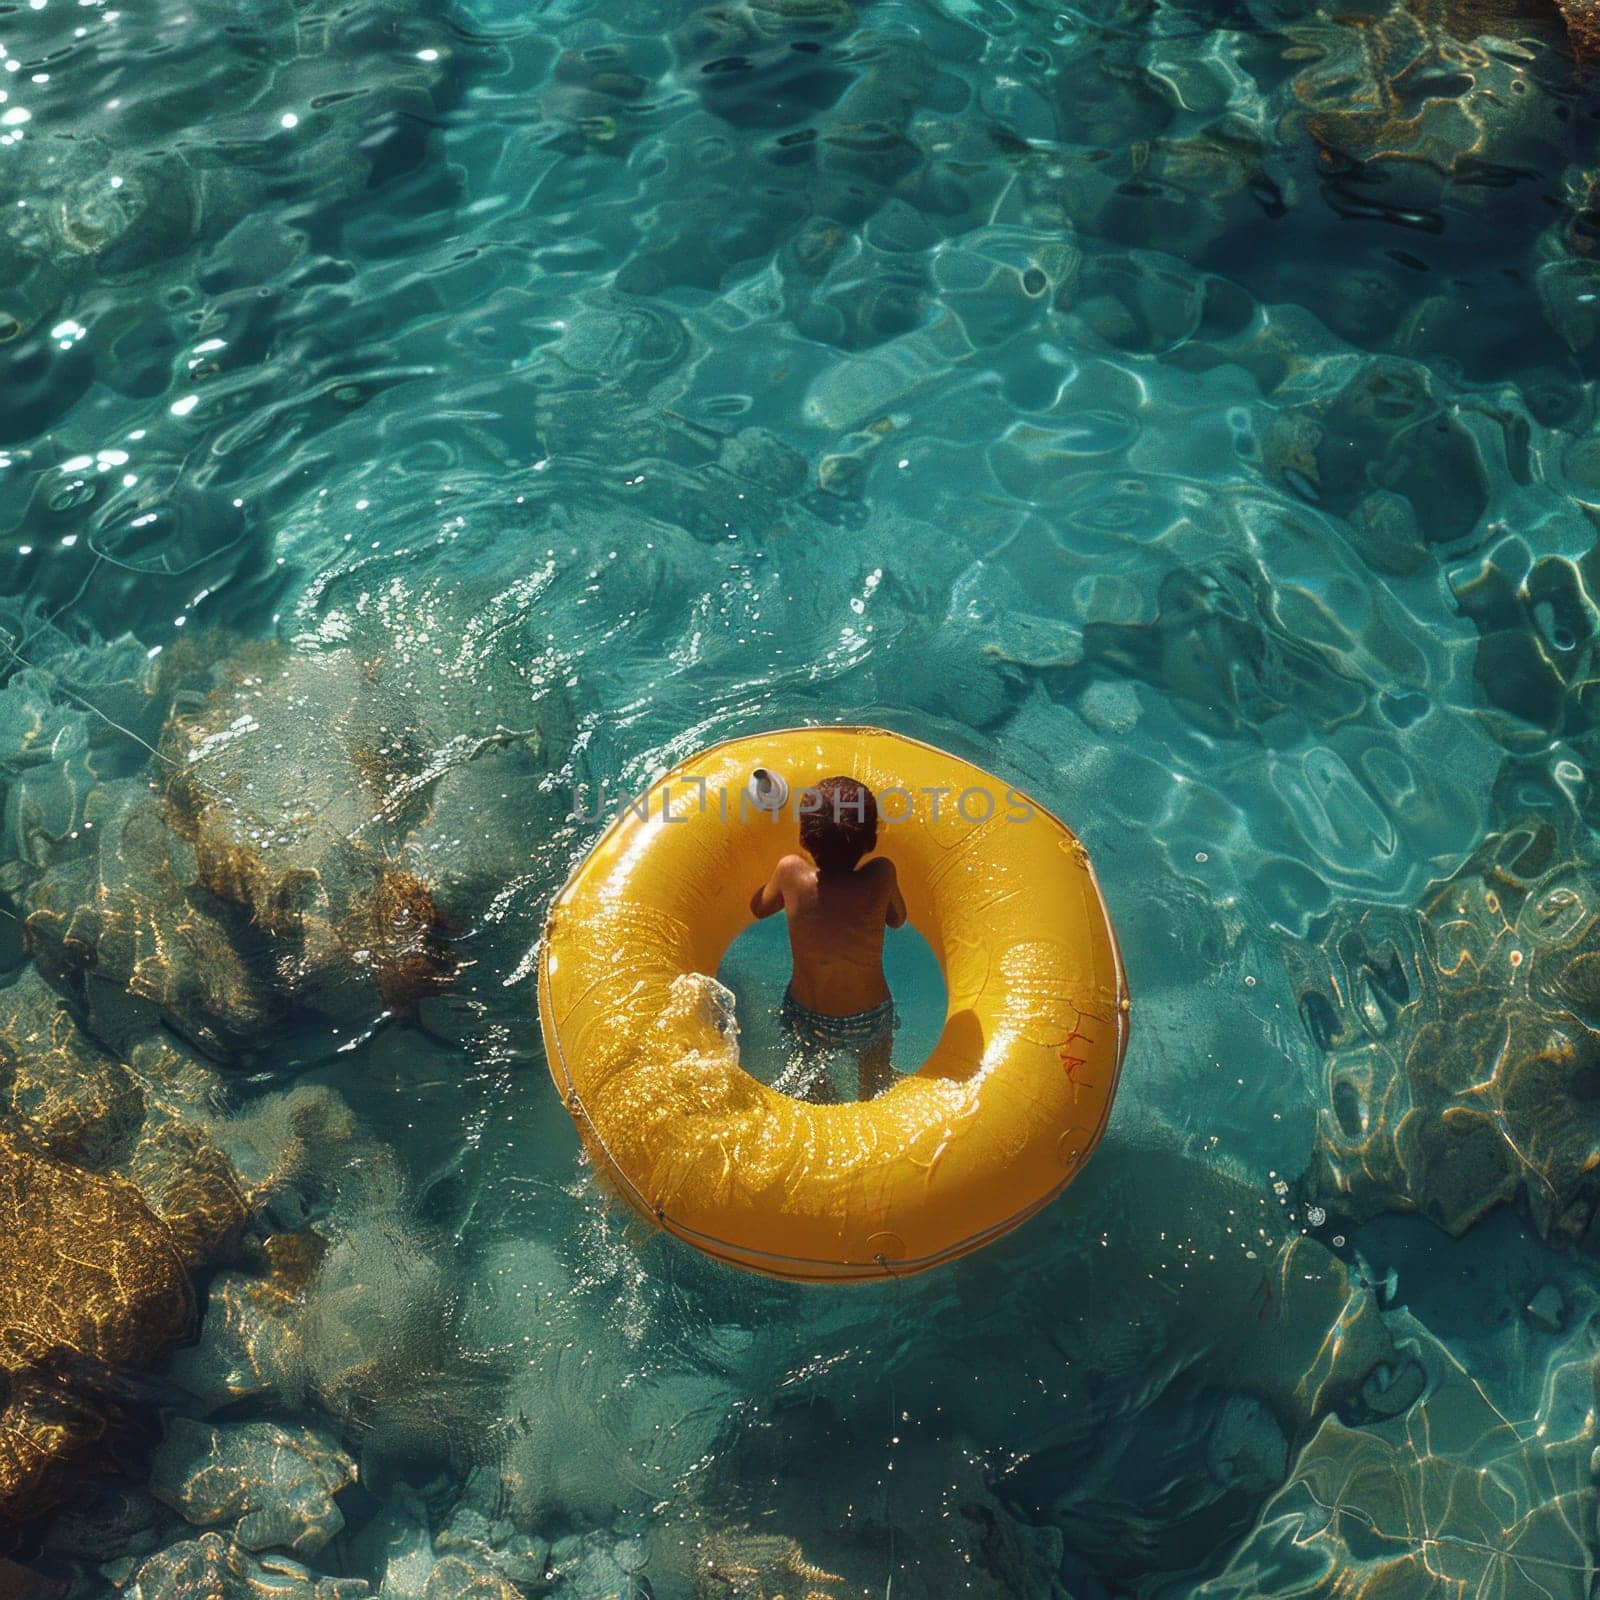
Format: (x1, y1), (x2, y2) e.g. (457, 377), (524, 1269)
(799, 775), (879, 875)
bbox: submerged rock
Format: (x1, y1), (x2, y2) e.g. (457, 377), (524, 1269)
(39, 1481), (171, 1568)
(349, 1492), (545, 1600)
(24, 778), (277, 1064)
(123, 1532), (370, 1600)
(13, 589), (569, 1066)
(0, 956), (381, 1532)
(1076, 559), (1372, 740)
(0, 965), (250, 1260)
(165, 1242), (320, 1413)
(0, 1097), (256, 1529)
(1286, 0), (1567, 182)
(155, 589), (570, 1033)
(1262, 357), (1491, 559)
(149, 1420), (355, 1558)
(433, 1507), (549, 1592)
(170, 1195), (499, 1495)
(0, 592), (565, 1538)
(1268, 0), (1581, 376)
(692, 1527), (842, 1600)
(161, 646), (460, 1025)
(0, 634), (170, 882)
(120, 1112), (252, 1268)
(412, 1552), (522, 1600)
(1293, 817), (1600, 1240)
(0, 967), (145, 1170)
(1195, 1308), (1593, 1598)
(0, 1133), (194, 1525)
(1455, 531), (1600, 747)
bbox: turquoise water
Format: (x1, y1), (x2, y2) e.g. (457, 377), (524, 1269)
(3, 0), (1600, 1591)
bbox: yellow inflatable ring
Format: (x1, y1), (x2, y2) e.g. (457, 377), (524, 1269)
(538, 726), (1130, 1281)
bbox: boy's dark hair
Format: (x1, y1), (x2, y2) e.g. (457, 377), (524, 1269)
(800, 776), (879, 875)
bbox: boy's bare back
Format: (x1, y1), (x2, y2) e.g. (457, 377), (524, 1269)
(750, 853), (906, 1016)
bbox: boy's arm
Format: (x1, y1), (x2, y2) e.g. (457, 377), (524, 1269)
(882, 859), (907, 928)
(749, 855), (797, 919)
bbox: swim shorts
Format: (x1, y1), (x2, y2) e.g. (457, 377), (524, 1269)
(778, 988), (897, 1051)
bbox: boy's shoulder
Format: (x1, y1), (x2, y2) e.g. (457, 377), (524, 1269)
(860, 854), (897, 883)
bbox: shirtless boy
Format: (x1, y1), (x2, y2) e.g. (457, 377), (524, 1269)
(748, 775), (906, 1102)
